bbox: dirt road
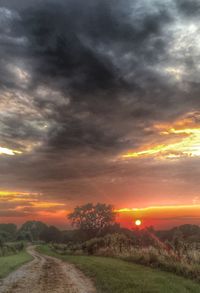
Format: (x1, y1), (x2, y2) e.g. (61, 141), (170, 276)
(0, 246), (96, 293)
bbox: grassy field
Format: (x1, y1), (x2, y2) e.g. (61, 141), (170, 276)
(0, 250), (32, 278)
(38, 245), (200, 293)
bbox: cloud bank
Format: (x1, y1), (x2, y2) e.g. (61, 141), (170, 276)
(0, 0), (200, 226)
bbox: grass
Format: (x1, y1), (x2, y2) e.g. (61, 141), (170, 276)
(0, 250), (32, 278)
(38, 245), (200, 293)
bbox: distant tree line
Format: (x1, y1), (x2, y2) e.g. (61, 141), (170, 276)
(0, 203), (200, 245)
(0, 221), (62, 244)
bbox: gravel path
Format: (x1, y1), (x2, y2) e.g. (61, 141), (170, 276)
(0, 246), (96, 293)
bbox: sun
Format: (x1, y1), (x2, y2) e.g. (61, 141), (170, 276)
(135, 219), (142, 226)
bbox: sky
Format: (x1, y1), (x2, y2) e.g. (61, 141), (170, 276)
(0, 0), (200, 229)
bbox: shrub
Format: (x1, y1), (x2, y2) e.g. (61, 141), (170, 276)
(0, 242), (24, 257)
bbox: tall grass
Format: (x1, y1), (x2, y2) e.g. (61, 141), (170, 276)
(50, 233), (200, 282)
(0, 242), (24, 257)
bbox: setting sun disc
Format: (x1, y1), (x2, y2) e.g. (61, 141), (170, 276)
(135, 219), (142, 226)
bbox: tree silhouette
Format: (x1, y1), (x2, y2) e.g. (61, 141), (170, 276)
(68, 203), (115, 237)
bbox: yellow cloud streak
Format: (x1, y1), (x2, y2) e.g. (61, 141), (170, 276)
(0, 192), (65, 209)
(123, 144), (171, 158)
(116, 205), (200, 219)
(116, 205), (200, 213)
(30, 201), (65, 208)
(0, 146), (22, 156)
(123, 115), (200, 159)
(0, 191), (32, 197)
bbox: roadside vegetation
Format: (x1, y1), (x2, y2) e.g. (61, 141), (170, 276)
(0, 223), (26, 257)
(46, 231), (200, 283)
(0, 224), (32, 278)
(0, 250), (32, 278)
(38, 245), (200, 293)
(0, 242), (25, 257)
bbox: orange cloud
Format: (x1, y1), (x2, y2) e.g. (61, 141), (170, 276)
(0, 190), (68, 226)
(122, 111), (200, 159)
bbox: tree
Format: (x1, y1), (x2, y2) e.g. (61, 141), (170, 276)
(40, 226), (62, 243)
(68, 203), (115, 237)
(0, 224), (17, 241)
(18, 221), (48, 242)
(0, 224), (17, 235)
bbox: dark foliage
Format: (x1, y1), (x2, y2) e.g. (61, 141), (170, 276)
(40, 226), (62, 243)
(68, 203), (115, 238)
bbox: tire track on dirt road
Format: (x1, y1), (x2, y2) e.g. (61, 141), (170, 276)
(0, 246), (96, 293)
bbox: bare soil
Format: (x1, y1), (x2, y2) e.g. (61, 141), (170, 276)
(0, 246), (96, 293)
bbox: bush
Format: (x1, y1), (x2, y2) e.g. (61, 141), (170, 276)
(0, 242), (24, 257)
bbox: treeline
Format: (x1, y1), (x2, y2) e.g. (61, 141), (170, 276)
(157, 224), (200, 244)
(0, 224), (17, 243)
(1, 221), (200, 246)
(1, 220), (139, 244)
(0, 223), (25, 256)
(1, 203), (200, 246)
(0, 222), (63, 244)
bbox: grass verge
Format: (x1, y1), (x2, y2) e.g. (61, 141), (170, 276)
(0, 250), (32, 279)
(38, 245), (200, 293)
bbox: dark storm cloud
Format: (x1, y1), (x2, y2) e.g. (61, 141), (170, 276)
(18, 0), (169, 87)
(0, 0), (176, 154)
(0, 0), (200, 208)
(18, 0), (172, 102)
(176, 0), (200, 17)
